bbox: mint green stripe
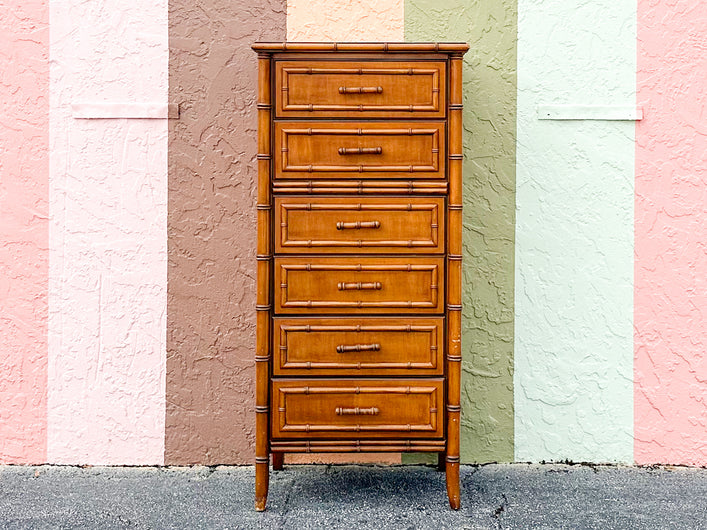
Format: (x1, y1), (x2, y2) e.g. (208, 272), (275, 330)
(405, 0), (517, 464)
(514, 0), (635, 463)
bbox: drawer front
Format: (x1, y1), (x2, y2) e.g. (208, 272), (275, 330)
(271, 379), (444, 439)
(273, 317), (444, 376)
(275, 256), (444, 314)
(274, 121), (445, 180)
(275, 197), (445, 254)
(275, 61), (446, 118)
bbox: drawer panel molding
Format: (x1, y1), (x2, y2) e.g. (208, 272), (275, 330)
(275, 197), (445, 254)
(275, 121), (445, 179)
(271, 379), (444, 439)
(273, 317), (444, 375)
(275, 256), (444, 314)
(276, 61), (446, 118)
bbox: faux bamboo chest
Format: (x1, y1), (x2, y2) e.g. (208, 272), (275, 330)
(251, 42), (469, 511)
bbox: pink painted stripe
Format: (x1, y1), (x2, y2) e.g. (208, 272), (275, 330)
(0, 0), (49, 463)
(47, 0), (167, 465)
(635, 1), (707, 466)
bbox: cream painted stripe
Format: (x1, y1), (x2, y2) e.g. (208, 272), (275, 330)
(48, 0), (167, 465)
(287, 0), (404, 41)
(514, 1), (635, 462)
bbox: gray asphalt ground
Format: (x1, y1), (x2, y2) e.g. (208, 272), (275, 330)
(0, 463), (705, 529)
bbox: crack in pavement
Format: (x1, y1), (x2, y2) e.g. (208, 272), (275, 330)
(492, 493), (508, 530)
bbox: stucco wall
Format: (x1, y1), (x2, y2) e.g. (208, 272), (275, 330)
(287, 0), (403, 41)
(635, 0), (707, 466)
(2, 0), (706, 468)
(514, 0), (635, 463)
(166, 0), (286, 464)
(0, 0), (49, 464)
(47, 0), (167, 465)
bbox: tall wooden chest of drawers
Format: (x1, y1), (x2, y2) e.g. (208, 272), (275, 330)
(251, 42), (469, 511)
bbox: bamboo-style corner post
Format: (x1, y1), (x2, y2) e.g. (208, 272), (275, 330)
(445, 51), (464, 511)
(254, 50), (272, 512)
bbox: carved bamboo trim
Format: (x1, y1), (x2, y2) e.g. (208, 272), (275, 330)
(339, 86), (383, 94)
(336, 220), (381, 230)
(283, 300), (437, 309)
(285, 165), (438, 173)
(284, 202), (439, 211)
(285, 66), (440, 75)
(337, 281), (382, 291)
(336, 343), (381, 353)
(279, 385), (438, 395)
(269, 440), (447, 453)
(336, 406), (380, 416)
(445, 54), (464, 494)
(283, 361), (435, 370)
(279, 126), (440, 174)
(278, 200), (440, 250)
(276, 320), (440, 373)
(273, 180), (448, 191)
(338, 146), (383, 155)
(281, 263), (438, 272)
(281, 240), (440, 248)
(283, 127), (439, 135)
(280, 424), (435, 433)
(274, 188), (447, 194)
(280, 66), (440, 113)
(280, 323), (439, 332)
(254, 52), (272, 512)
(253, 42), (469, 53)
(278, 261), (441, 310)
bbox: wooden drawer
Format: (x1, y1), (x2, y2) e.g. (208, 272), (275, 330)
(275, 256), (444, 314)
(275, 61), (446, 118)
(275, 197), (445, 254)
(274, 121), (445, 180)
(271, 379), (444, 439)
(273, 317), (444, 376)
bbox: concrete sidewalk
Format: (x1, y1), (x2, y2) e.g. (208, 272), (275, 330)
(1, 463), (705, 529)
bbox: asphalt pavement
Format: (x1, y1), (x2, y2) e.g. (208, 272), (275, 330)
(1, 463), (705, 529)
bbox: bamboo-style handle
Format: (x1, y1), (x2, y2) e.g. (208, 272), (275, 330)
(337, 282), (382, 291)
(338, 86), (383, 94)
(335, 407), (380, 416)
(336, 343), (381, 353)
(336, 221), (381, 230)
(337, 147), (383, 155)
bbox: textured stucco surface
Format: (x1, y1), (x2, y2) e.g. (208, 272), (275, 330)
(166, 0), (285, 464)
(287, 0), (404, 42)
(406, 0), (517, 463)
(48, 0), (167, 464)
(0, 0), (49, 464)
(635, 0), (707, 466)
(514, 0), (635, 463)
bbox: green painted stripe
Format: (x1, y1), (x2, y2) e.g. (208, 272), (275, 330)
(405, 0), (517, 464)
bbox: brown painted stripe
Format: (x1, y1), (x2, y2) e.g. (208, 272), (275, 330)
(166, 0), (286, 465)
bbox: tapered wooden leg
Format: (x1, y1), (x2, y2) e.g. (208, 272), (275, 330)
(437, 452), (446, 471)
(446, 460), (460, 510)
(255, 460), (269, 511)
(272, 452), (284, 471)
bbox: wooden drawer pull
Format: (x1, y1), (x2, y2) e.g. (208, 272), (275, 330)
(337, 147), (383, 155)
(336, 343), (381, 353)
(337, 281), (382, 291)
(338, 86), (383, 94)
(335, 407), (380, 416)
(336, 220), (381, 230)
